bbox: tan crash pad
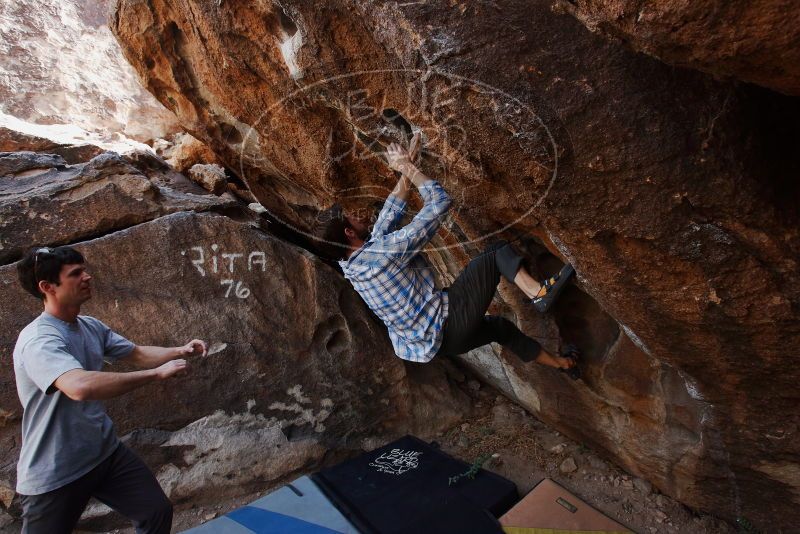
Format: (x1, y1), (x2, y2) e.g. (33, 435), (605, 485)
(500, 478), (632, 534)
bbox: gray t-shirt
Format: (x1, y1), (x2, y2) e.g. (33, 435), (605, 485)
(13, 312), (135, 495)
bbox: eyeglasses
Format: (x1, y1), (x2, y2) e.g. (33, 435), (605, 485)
(33, 247), (53, 284)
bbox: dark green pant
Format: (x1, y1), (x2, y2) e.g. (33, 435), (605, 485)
(20, 443), (172, 534)
(437, 241), (542, 362)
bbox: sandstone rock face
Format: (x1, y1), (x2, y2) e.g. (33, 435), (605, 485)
(0, 152), (66, 176)
(153, 411), (326, 503)
(0, 0), (180, 142)
(113, 0), (800, 528)
(188, 163), (227, 195)
(0, 150), (236, 264)
(153, 132), (222, 173)
(0, 208), (469, 518)
(0, 127), (105, 164)
(556, 0), (800, 96)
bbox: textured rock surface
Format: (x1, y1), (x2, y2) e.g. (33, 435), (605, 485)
(0, 210), (469, 520)
(153, 132), (222, 173)
(150, 411), (326, 503)
(0, 150), (236, 264)
(556, 0), (800, 96)
(113, 0), (800, 528)
(0, 152), (66, 176)
(188, 163), (227, 195)
(0, 127), (105, 164)
(0, 0), (180, 142)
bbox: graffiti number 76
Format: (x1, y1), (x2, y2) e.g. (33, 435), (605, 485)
(221, 279), (251, 299)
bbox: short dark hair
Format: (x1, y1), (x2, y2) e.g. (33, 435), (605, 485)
(17, 246), (85, 299)
(313, 204), (351, 261)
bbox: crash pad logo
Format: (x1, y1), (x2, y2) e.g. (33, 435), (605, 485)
(369, 448), (422, 475)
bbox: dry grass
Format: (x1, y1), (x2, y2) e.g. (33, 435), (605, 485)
(451, 414), (546, 466)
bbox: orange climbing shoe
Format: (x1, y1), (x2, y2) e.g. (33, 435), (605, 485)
(531, 263), (575, 313)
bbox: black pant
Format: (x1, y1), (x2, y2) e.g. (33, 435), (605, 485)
(437, 241), (542, 362)
(20, 443), (172, 534)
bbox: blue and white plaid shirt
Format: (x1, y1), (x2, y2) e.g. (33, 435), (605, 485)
(340, 181), (452, 362)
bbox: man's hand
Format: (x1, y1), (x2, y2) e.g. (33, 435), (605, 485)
(125, 340), (206, 369)
(386, 132), (433, 190)
(180, 339), (207, 357)
(386, 142), (412, 172)
(155, 359), (187, 380)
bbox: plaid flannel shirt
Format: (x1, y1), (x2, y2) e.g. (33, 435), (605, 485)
(340, 181), (452, 362)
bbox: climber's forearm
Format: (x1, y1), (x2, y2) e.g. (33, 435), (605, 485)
(396, 162), (433, 189)
(390, 173), (413, 203)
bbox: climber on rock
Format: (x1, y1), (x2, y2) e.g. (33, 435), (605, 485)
(12, 245), (208, 534)
(315, 133), (578, 375)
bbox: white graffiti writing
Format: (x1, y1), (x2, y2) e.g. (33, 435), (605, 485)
(221, 279), (251, 299)
(369, 449), (422, 475)
(248, 251), (267, 271)
(180, 245), (269, 276)
(180, 245), (269, 299)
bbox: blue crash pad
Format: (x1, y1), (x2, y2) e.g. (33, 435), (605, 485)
(183, 475), (359, 533)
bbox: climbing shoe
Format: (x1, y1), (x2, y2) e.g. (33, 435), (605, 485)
(559, 343), (581, 381)
(531, 263), (575, 313)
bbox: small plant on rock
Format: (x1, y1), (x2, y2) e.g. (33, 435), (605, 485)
(448, 453), (492, 486)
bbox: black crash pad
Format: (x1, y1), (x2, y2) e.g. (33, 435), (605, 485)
(312, 435), (518, 534)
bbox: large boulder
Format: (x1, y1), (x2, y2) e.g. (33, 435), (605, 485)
(0, 127), (105, 164)
(112, 0), (800, 528)
(556, 0), (800, 96)
(0, 150), (236, 264)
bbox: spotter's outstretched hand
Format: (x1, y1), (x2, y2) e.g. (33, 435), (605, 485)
(181, 339), (208, 357)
